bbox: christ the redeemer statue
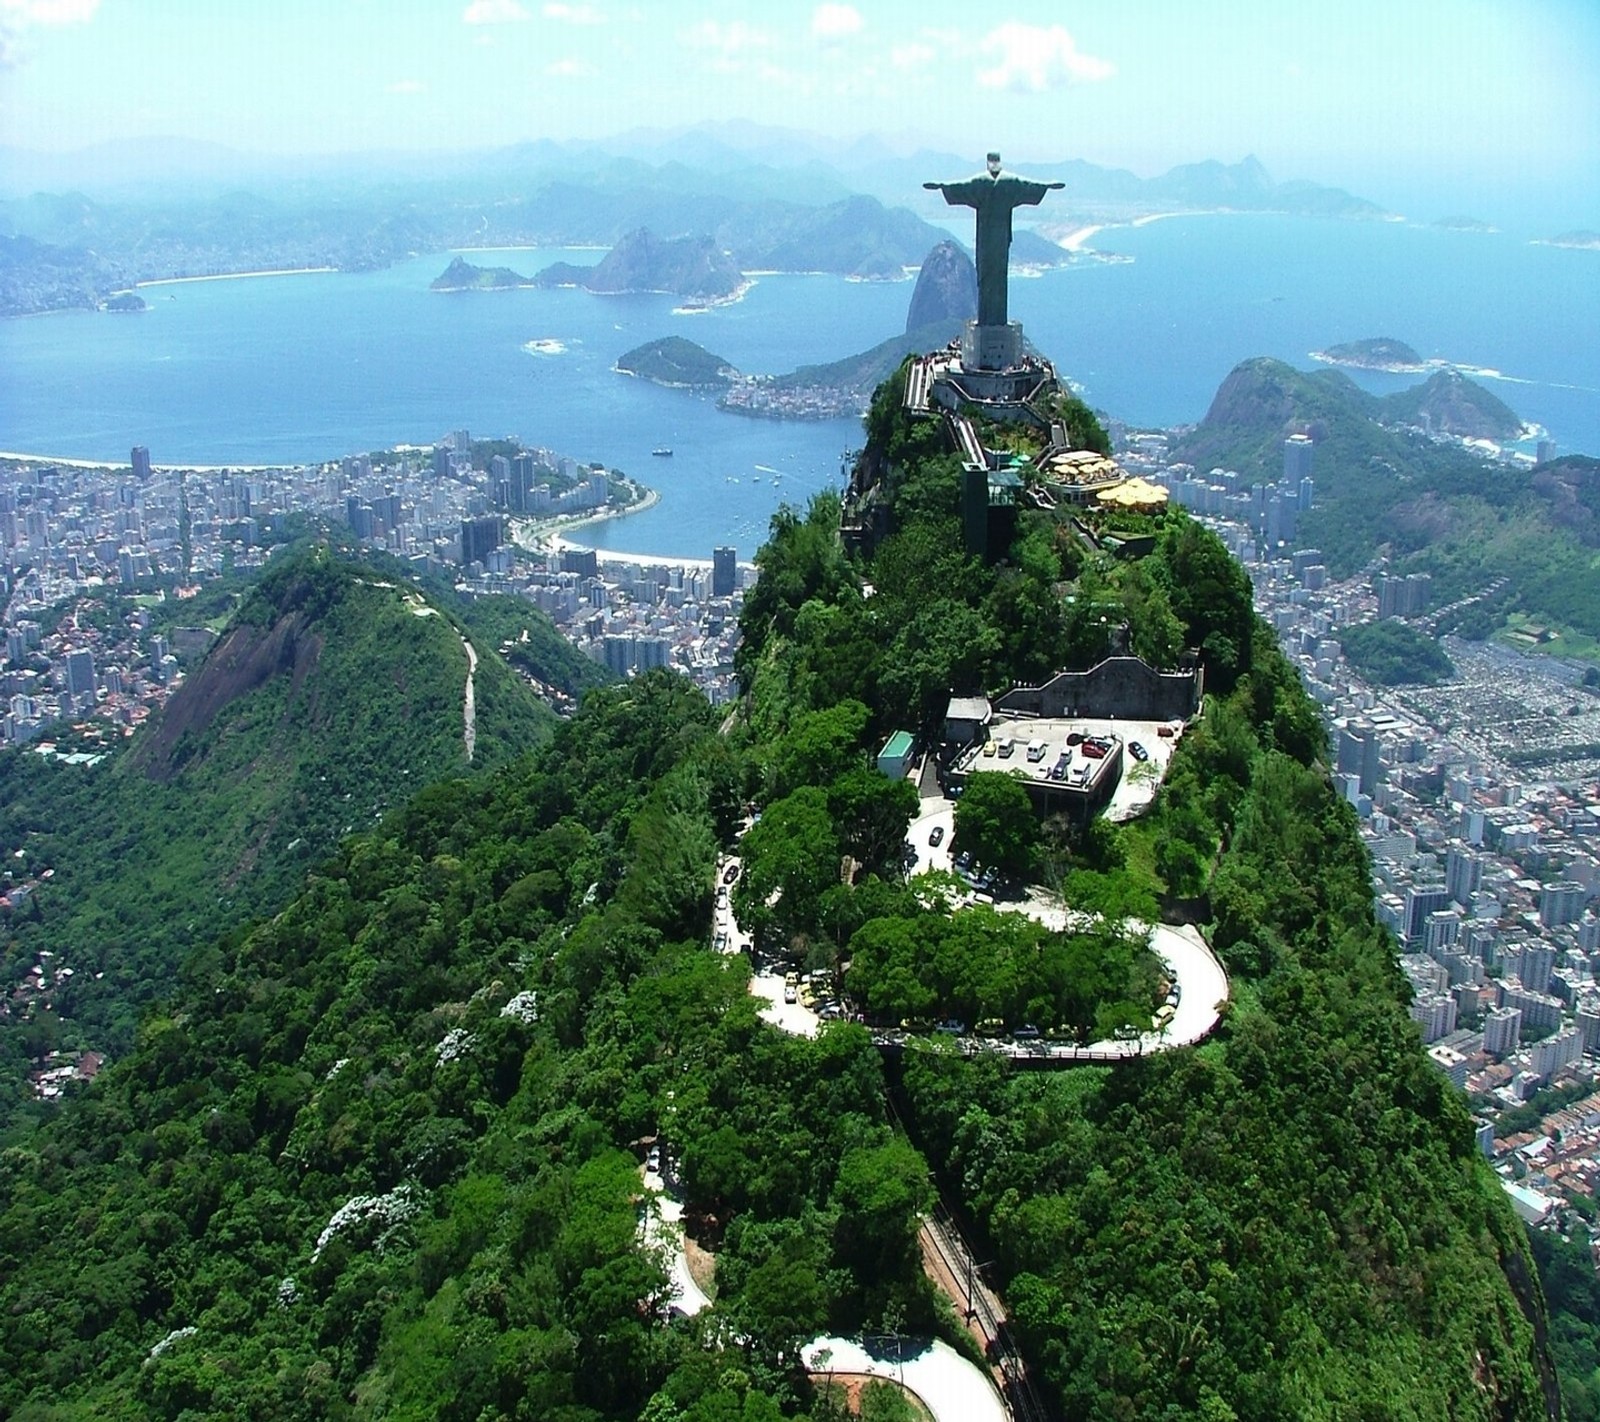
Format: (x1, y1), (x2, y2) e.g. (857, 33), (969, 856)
(925, 152), (1064, 328)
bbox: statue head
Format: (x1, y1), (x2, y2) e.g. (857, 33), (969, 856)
(987, 152), (1002, 176)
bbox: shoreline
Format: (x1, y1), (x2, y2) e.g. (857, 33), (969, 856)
(1055, 210), (1192, 253)
(135, 267), (337, 288)
(0, 449), (282, 472)
(512, 485), (755, 572)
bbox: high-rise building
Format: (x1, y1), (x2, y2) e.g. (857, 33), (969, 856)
(1521, 943), (1557, 996)
(1283, 433), (1314, 483)
(1337, 720), (1383, 798)
(1423, 909), (1461, 954)
(1579, 1004), (1600, 1056)
(1445, 844), (1483, 907)
(64, 649), (96, 698)
(1540, 880), (1588, 928)
(131, 446), (151, 480)
(511, 453), (537, 513)
(1402, 884), (1452, 946)
(1529, 1026), (1582, 1082)
(602, 634), (634, 676)
(1483, 1005), (1522, 1057)
(1409, 992), (1457, 1043)
(634, 636), (671, 672)
(459, 515), (503, 568)
(712, 546), (737, 598)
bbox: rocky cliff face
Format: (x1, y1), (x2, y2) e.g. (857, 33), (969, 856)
(905, 239), (977, 333)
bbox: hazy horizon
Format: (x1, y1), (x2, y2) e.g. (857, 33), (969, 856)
(1, 1), (1596, 231)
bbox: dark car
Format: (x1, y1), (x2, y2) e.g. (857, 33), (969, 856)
(1129, 741), (1149, 763)
(929, 825), (945, 847)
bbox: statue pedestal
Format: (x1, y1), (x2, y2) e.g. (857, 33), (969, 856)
(961, 321), (1023, 372)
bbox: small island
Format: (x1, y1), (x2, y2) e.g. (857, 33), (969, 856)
(1533, 230), (1600, 251)
(1310, 336), (1427, 373)
(430, 256), (532, 291)
(101, 291), (149, 313)
(615, 336), (739, 389)
(1432, 215), (1498, 233)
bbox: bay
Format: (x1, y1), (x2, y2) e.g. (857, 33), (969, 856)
(1, 216), (1594, 562)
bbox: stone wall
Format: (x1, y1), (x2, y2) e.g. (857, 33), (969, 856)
(995, 654), (1203, 723)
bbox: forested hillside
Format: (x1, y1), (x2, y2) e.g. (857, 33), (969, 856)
(0, 546), (576, 1123)
(0, 363), (1567, 1419)
(731, 367), (1559, 1416)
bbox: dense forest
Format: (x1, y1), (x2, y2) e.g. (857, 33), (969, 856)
(0, 360), (1571, 1418)
(1337, 618), (1457, 686)
(0, 545), (599, 1124)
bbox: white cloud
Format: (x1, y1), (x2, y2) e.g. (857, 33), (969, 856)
(0, 0), (97, 70)
(811, 3), (862, 43)
(462, 0), (528, 24)
(386, 78), (426, 95)
(977, 22), (1114, 92)
(543, 1), (603, 22)
(0, 0), (99, 22)
(546, 56), (595, 77)
(682, 18), (770, 57)
(890, 40), (935, 71)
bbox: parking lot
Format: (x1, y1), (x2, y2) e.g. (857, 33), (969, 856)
(947, 715), (1182, 823)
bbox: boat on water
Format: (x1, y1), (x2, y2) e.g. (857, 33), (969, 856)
(651, 447), (673, 457)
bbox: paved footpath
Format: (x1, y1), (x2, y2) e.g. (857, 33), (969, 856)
(804, 1336), (1008, 1422)
(640, 1164), (711, 1318)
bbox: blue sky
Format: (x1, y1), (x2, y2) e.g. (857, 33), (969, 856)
(1, 0), (1596, 222)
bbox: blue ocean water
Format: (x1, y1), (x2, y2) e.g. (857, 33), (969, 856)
(1, 217), (1594, 561)
(1033, 216), (1599, 448)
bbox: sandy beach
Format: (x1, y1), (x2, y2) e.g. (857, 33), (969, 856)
(512, 486), (754, 572)
(0, 450), (281, 473)
(1058, 224), (1105, 252)
(136, 267), (336, 288)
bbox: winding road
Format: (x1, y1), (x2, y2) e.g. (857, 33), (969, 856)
(804, 1337), (1008, 1422)
(461, 637), (478, 762)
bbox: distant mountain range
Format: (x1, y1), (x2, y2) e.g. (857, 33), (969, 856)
(0, 129), (1391, 317)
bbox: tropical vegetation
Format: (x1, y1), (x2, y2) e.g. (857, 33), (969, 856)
(0, 361), (1568, 1419)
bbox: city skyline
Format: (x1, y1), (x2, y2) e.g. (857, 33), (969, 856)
(1, 1), (1596, 227)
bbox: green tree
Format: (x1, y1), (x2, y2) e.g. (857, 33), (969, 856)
(953, 771), (1038, 877)
(733, 787), (841, 953)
